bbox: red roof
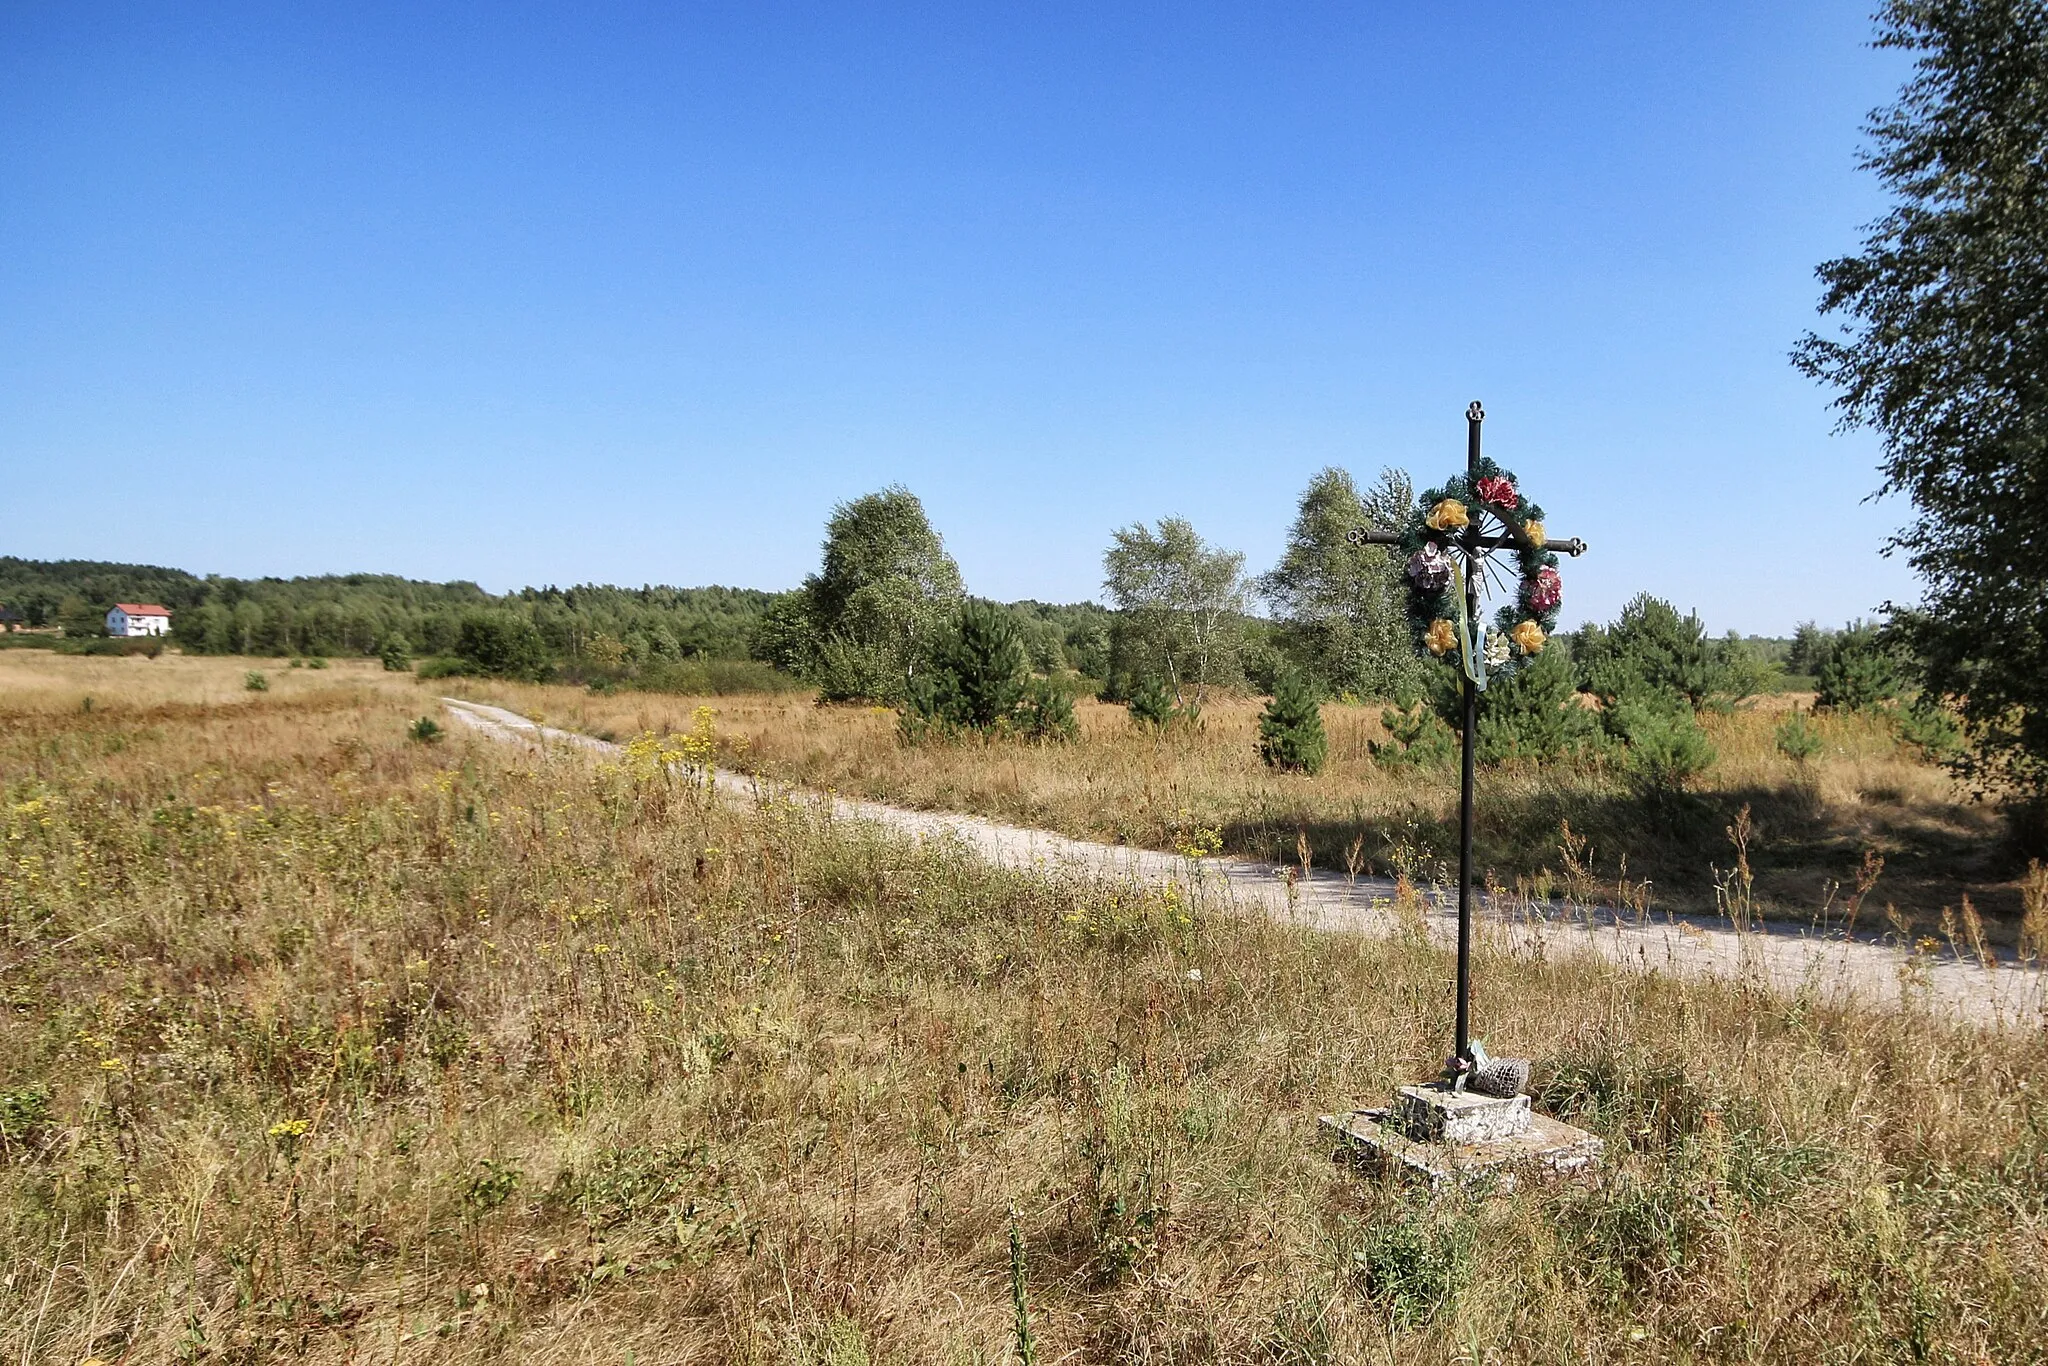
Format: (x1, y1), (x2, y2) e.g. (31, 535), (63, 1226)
(113, 603), (171, 617)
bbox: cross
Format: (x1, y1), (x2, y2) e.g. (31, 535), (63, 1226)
(1346, 401), (1589, 1082)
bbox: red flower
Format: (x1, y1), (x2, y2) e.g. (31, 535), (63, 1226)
(1526, 566), (1562, 612)
(1474, 475), (1518, 508)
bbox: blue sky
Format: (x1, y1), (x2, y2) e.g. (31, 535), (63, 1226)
(3, 3), (1913, 634)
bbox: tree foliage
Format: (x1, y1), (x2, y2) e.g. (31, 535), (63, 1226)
(1257, 671), (1328, 774)
(1102, 518), (1248, 705)
(1793, 0), (2048, 799)
(787, 487), (965, 702)
(1258, 468), (1426, 700)
(1570, 594), (1760, 712)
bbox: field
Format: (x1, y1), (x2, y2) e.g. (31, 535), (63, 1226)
(3, 650), (2046, 1363)
(442, 675), (2015, 938)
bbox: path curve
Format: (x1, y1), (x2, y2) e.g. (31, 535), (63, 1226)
(441, 697), (2044, 1028)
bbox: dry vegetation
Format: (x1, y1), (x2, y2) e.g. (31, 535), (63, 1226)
(4, 652), (2046, 1363)
(447, 678), (2012, 935)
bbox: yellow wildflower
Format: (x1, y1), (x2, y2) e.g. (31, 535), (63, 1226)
(1425, 498), (1469, 531)
(1511, 620), (1547, 655)
(1424, 619), (1458, 655)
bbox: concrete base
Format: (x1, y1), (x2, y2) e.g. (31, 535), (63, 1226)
(1320, 1104), (1603, 1191)
(1392, 1082), (1531, 1144)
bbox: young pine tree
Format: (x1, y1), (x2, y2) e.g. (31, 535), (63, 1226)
(1258, 672), (1328, 775)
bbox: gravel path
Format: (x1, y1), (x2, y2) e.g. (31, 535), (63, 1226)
(442, 697), (2044, 1028)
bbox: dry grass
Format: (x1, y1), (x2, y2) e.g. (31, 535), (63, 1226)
(445, 676), (2011, 934)
(3, 656), (2046, 1362)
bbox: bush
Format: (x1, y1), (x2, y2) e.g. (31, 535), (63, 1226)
(409, 716), (444, 744)
(1609, 690), (1716, 791)
(1257, 672), (1327, 775)
(1815, 626), (1901, 712)
(1125, 676), (1176, 729)
(1018, 677), (1077, 743)
(1371, 698), (1456, 769)
(454, 611), (550, 681)
(937, 603), (1027, 729)
(1459, 649), (1596, 765)
(1896, 697), (1964, 762)
(812, 634), (905, 705)
(1775, 707), (1825, 764)
(1574, 594), (1758, 710)
(1345, 1205), (1472, 1330)
(243, 671), (268, 692)
(379, 636), (412, 671)
(306, 656), (328, 670)
(416, 656), (473, 680)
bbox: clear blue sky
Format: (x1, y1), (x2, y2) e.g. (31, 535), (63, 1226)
(3, 3), (1914, 634)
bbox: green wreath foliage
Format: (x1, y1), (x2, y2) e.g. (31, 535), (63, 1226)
(1396, 456), (1564, 684)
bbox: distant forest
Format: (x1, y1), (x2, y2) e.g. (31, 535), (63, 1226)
(0, 556), (1114, 679)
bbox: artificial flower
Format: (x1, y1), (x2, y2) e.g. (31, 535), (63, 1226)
(1522, 519), (1546, 547)
(1474, 475), (1518, 508)
(1406, 542), (1453, 591)
(1424, 618), (1457, 655)
(1512, 619), (1547, 655)
(1526, 565), (1563, 612)
(1425, 498), (1469, 532)
(1483, 630), (1512, 668)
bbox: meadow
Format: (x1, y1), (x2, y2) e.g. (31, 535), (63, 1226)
(445, 676), (2014, 939)
(3, 651), (2045, 1363)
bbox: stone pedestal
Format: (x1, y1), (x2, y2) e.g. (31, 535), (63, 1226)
(1392, 1083), (1531, 1144)
(1320, 1082), (1602, 1191)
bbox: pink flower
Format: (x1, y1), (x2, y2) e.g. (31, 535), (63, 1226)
(1526, 566), (1562, 612)
(1474, 475), (1518, 508)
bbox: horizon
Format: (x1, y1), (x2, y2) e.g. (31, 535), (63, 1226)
(5, 4), (1919, 635)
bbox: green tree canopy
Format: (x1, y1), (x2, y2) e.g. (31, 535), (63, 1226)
(1569, 594), (1759, 712)
(1259, 467), (1425, 700)
(796, 487), (965, 701)
(1102, 517), (1249, 705)
(1793, 0), (2048, 800)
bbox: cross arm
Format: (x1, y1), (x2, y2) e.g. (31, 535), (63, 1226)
(1347, 529), (1589, 557)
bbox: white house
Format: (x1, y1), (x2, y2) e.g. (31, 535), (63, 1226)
(107, 603), (172, 637)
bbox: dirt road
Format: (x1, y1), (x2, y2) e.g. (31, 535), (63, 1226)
(442, 697), (2044, 1027)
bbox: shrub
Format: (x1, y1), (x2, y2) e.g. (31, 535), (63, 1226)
(813, 635), (904, 705)
(410, 717), (444, 744)
(1257, 672), (1327, 774)
(1345, 1205), (1472, 1330)
(306, 656), (328, 670)
(454, 611), (550, 680)
(416, 656), (473, 680)
(937, 603), (1027, 729)
(1896, 697), (1964, 762)
(1126, 676), (1176, 729)
(1371, 699), (1456, 769)
(1775, 707), (1825, 764)
(1609, 690), (1716, 791)
(1018, 677), (1077, 743)
(1815, 626), (1901, 712)
(1465, 649), (1596, 765)
(379, 636), (412, 671)
(243, 671), (268, 692)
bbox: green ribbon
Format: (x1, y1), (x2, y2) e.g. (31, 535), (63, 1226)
(1450, 558), (1488, 692)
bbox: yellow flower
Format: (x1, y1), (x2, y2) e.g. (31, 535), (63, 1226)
(1511, 620), (1547, 655)
(1424, 619), (1458, 655)
(1425, 498), (1469, 531)
(1522, 519), (1545, 546)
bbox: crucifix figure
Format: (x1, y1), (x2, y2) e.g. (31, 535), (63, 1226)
(1347, 401), (1589, 1087)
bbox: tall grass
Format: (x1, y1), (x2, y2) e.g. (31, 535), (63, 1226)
(449, 681), (2011, 932)
(2, 662), (2045, 1361)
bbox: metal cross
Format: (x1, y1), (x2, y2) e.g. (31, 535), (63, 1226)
(1345, 401), (1589, 1079)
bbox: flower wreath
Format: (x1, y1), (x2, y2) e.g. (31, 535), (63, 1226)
(1397, 456), (1562, 687)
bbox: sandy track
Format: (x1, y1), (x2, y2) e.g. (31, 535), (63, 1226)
(442, 697), (2045, 1028)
